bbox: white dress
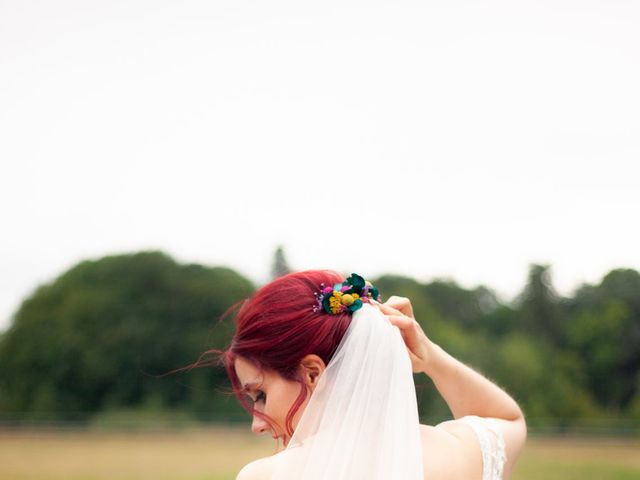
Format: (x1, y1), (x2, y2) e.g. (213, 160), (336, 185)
(458, 415), (508, 480)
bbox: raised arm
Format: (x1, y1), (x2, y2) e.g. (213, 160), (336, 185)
(378, 298), (527, 479)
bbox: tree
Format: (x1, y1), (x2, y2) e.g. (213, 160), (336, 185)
(0, 251), (254, 421)
(566, 269), (640, 412)
(516, 264), (563, 344)
(271, 245), (291, 279)
(424, 280), (498, 329)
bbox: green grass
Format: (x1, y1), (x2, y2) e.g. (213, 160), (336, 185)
(513, 436), (640, 480)
(0, 427), (638, 479)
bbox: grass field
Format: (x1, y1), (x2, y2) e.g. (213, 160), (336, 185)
(1, 427), (638, 480)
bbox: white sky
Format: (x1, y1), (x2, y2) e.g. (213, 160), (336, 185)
(1, 0), (639, 331)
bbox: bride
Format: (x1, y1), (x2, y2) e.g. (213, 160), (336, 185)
(216, 270), (526, 479)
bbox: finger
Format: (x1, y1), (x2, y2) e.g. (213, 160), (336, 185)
(385, 314), (414, 330)
(377, 302), (403, 316)
(384, 296), (414, 317)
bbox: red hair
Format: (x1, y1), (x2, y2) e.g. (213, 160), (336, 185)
(223, 270), (351, 437)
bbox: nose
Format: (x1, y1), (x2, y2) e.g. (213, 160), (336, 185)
(251, 413), (269, 435)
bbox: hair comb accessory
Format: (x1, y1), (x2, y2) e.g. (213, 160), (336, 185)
(313, 273), (381, 314)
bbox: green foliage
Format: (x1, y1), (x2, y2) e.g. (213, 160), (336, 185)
(1, 254), (638, 427)
(566, 270), (640, 413)
(516, 264), (563, 343)
(377, 265), (638, 425)
(0, 251), (254, 421)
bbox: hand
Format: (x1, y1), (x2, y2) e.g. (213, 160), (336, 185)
(376, 296), (434, 373)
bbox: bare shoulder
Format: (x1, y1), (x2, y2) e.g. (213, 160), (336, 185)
(420, 422), (483, 480)
(235, 455), (277, 480)
(236, 444), (311, 480)
(422, 416), (527, 480)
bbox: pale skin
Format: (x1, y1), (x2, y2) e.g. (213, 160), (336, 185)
(235, 296), (527, 480)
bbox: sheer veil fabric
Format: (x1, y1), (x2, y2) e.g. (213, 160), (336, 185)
(272, 304), (424, 480)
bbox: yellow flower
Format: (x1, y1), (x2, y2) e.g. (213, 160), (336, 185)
(341, 294), (355, 306)
(329, 293), (344, 314)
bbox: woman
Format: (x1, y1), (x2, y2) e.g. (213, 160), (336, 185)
(218, 270), (526, 479)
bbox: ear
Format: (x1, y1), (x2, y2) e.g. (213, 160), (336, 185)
(298, 354), (326, 391)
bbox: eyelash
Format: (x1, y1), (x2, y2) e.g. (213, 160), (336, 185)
(254, 391), (266, 404)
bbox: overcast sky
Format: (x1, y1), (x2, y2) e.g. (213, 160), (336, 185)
(1, 0), (639, 331)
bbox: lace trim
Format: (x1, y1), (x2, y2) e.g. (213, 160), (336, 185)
(458, 416), (507, 480)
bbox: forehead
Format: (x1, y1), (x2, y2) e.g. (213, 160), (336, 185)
(234, 357), (264, 387)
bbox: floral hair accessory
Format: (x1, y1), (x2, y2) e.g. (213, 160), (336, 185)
(313, 273), (381, 315)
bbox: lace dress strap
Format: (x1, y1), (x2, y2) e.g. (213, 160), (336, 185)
(458, 416), (507, 480)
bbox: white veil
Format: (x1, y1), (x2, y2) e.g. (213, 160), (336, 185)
(272, 304), (424, 480)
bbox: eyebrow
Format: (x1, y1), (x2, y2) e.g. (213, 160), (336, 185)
(241, 381), (262, 392)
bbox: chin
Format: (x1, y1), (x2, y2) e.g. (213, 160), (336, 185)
(280, 435), (290, 447)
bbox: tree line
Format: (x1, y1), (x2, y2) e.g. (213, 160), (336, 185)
(0, 250), (638, 428)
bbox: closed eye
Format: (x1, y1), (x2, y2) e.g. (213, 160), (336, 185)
(254, 390), (266, 404)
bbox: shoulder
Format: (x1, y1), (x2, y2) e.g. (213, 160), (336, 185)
(421, 416), (525, 480)
(235, 444), (312, 480)
(235, 455), (276, 480)
(419, 421), (484, 480)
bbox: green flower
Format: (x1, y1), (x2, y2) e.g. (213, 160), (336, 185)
(369, 286), (380, 301)
(346, 273), (366, 294)
(322, 294), (334, 314)
(348, 298), (363, 312)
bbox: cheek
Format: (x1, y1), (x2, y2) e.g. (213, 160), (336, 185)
(269, 387), (294, 417)
(291, 394), (311, 429)
(279, 383), (311, 430)
(266, 381), (305, 422)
